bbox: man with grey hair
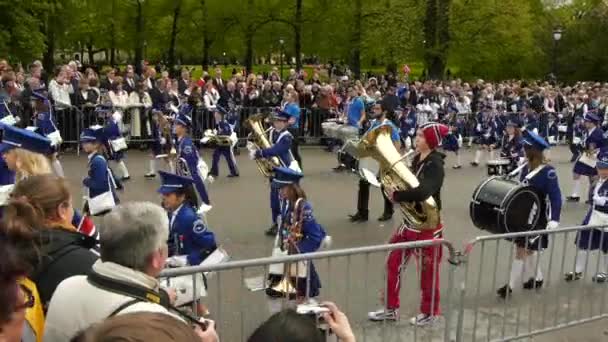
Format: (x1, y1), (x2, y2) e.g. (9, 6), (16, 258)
(43, 202), (200, 342)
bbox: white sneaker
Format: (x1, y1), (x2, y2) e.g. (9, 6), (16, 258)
(368, 308), (399, 321)
(409, 313), (440, 326)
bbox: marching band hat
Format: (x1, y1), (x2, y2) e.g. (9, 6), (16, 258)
(0, 124), (52, 154)
(270, 110), (290, 121)
(272, 166), (303, 187)
(584, 112), (601, 124)
(175, 113), (192, 128)
(522, 129), (550, 151)
(79, 126), (105, 143)
(597, 148), (608, 169)
(157, 171), (194, 194)
(419, 122), (449, 150)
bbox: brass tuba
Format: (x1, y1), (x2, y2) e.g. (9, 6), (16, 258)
(357, 124), (440, 230)
(246, 113), (282, 177)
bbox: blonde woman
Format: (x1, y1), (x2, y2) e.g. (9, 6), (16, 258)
(0, 125), (97, 237)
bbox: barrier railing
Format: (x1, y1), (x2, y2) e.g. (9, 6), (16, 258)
(159, 224), (608, 341)
(160, 239), (459, 342)
(456, 225), (608, 342)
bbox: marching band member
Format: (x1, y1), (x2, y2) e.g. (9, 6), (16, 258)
(442, 122), (462, 169)
(266, 166), (327, 301)
(104, 111), (130, 181)
(398, 105), (417, 152)
(251, 110), (299, 236)
(471, 106), (495, 166)
(498, 119), (524, 170)
(349, 102), (398, 222)
(497, 130), (561, 298)
(80, 127), (120, 216)
(146, 110), (175, 177)
(368, 122), (449, 326)
(283, 91), (303, 170)
(0, 125), (97, 237)
(32, 92), (65, 178)
(209, 107), (239, 178)
(160, 171), (218, 268)
(567, 113), (605, 203)
(565, 148), (608, 283)
(175, 112), (211, 207)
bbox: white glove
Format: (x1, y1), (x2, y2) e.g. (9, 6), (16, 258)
(546, 221), (559, 230)
(249, 149), (257, 160)
(166, 255), (188, 267)
(112, 111), (123, 123)
(160, 137), (167, 145)
(246, 141), (257, 152)
(201, 137), (211, 144)
(593, 194), (607, 206)
(197, 204), (213, 215)
(206, 175), (215, 184)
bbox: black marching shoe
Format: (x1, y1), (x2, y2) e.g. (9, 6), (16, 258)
(452, 165), (462, 169)
(348, 212), (368, 222)
(265, 224), (278, 236)
(470, 162), (479, 167)
(522, 278), (544, 290)
(496, 285), (513, 299)
(227, 174), (240, 178)
(377, 212), (393, 222)
(566, 196), (580, 202)
(564, 272), (583, 282)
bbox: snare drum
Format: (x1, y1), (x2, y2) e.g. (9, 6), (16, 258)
(322, 121), (341, 139)
(338, 125), (359, 142)
(470, 176), (542, 234)
(486, 159), (511, 176)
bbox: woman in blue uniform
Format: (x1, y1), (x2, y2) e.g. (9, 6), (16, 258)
(32, 92), (65, 177)
(442, 121), (462, 169)
(497, 119), (524, 172)
(175, 113), (211, 208)
(80, 127), (120, 216)
(565, 148), (608, 283)
(104, 111), (130, 181)
(251, 111), (299, 236)
(145, 110), (175, 178)
(160, 171), (217, 267)
(471, 107), (495, 166)
(265, 166), (327, 301)
(497, 130), (562, 298)
(398, 106), (417, 152)
(567, 113), (605, 203)
(208, 107), (239, 178)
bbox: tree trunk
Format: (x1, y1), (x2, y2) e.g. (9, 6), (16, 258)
(244, 0), (255, 73)
(42, 16), (56, 73)
(110, 0), (116, 67)
(351, 0), (362, 79)
(423, 0), (451, 79)
(134, 0), (145, 75)
(87, 39), (94, 65)
(168, 1), (182, 72)
(294, 0), (303, 71)
(200, 0), (210, 71)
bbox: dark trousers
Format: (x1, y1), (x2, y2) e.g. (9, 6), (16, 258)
(357, 179), (393, 216)
(288, 127), (303, 170)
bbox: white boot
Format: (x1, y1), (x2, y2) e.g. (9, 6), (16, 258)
(145, 159), (157, 178)
(116, 160), (130, 180)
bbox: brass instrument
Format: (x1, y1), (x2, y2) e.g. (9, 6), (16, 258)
(268, 199), (306, 298)
(246, 113), (281, 177)
(356, 125), (440, 230)
(202, 129), (233, 146)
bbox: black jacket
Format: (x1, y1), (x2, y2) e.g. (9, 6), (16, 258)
(30, 227), (98, 309)
(393, 150), (445, 211)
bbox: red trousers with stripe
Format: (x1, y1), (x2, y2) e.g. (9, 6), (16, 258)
(385, 224), (443, 315)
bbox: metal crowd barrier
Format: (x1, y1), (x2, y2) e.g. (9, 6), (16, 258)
(456, 225), (608, 342)
(160, 239), (459, 342)
(159, 225), (608, 341)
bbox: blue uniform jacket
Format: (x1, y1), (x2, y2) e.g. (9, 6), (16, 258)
(442, 132), (460, 152)
(520, 165), (562, 222)
(83, 153), (119, 201)
(0, 158), (15, 186)
(177, 136), (210, 205)
(280, 199), (326, 254)
(35, 111), (59, 136)
(399, 109), (417, 138)
(168, 204), (217, 265)
(499, 135), (524, 160)
(583, 127), (605, 151)
(216, 120), (233, 136)
(256, 128), (294, 167)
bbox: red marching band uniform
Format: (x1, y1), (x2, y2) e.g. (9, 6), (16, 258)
(369, 122), (449, 326)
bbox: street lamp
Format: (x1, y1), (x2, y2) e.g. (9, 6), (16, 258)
(223, 51), (227, 66)
(552, 27), (563, 81)
(279, 38), (285, 80)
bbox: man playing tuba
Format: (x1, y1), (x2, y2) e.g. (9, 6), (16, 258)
(368, 122), (449, 326)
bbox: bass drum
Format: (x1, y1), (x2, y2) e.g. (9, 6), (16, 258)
(470, 176), (542, 234)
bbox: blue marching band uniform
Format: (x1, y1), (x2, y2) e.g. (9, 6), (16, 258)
(498, 130), (562, 298)
(567, 148), (608, 283)
(175, 113), (211, 208)
(266, 167), (326, 300)
(80, 127), (120, 216)
(253, 110), (300, 235)
(568, 113), (606, 202)
(209, 107), (239, 178)
(497, 119), (524, 170)
(398, 106), (417, 150)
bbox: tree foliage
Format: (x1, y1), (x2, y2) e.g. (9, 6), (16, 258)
(1, 0), (607, 81)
